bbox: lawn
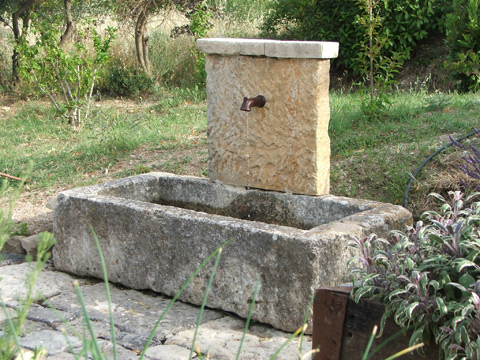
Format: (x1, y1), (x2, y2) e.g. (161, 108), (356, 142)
(1, 88), (480, 220)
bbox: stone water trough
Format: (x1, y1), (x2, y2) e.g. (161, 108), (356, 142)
(53, 39), (412, 333)
(53, 172), (411, 333)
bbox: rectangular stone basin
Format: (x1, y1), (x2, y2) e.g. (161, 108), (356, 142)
(53, 172), (411, 333)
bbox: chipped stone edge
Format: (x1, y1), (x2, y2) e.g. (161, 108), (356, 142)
(196, 38), (339, 59)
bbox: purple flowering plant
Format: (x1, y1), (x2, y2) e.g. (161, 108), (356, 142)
(348, 191), (480, 359)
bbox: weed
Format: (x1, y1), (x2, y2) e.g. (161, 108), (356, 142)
(349, 191), (480, 358)
(0, 165), (55, 360)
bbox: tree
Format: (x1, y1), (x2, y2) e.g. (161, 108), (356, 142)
(112, 0), (200, 74)
(0, 0), (45, 85)
(1, 0), (110, 86)
(18, 14), (116, 128)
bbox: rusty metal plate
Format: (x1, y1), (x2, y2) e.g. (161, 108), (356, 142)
(312, 287), (351, 360)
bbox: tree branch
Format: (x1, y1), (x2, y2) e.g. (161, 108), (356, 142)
(31, 69), (67, 118)
(0, 172), (22, 181)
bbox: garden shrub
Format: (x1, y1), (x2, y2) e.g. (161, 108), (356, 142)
(104, 61), (154, 97)
(262, 0), (448, 74)
(349, 191), (480, 359)
(18, 15), (115, 129)
(446, 0), (480, 92)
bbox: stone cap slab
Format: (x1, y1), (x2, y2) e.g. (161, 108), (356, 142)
(197, 38), (339, 59)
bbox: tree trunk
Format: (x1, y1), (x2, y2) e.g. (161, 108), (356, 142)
(11, 0), (42, 86)
(59, 0), (74, 48)
(135, 6), (150, 74)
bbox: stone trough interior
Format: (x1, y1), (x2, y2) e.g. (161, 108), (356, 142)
(101, 175), (370, 231)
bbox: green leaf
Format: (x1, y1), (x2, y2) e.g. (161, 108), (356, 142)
(459, 273), (475, 290)
(448, 282), (468, 293)
(436, 297), (448, 317)
(406, 302), (420, 318)
(460, 324), (470, 344)
(427, 233), (444, 245)
(354, 286), (375, 303)
(388, 289), (408, 300)
(409, 328), (424, 347)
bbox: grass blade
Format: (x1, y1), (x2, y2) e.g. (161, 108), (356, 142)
(90, 226), (117, 360)
(235, 275), (260, 360)
(361, 325), (378, 360)
(365, 328), (406, 360)
(269, 325), (306, 359)
(188, 246), (224, 359)
(73, 280), (103, 359)
(298, 292), (315, 359)
(0, 296), (22, 360)
(385, 343), (424, 360)
(139, 238), (233, 360)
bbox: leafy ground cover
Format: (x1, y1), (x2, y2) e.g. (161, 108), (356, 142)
(0, 88), (479, 228)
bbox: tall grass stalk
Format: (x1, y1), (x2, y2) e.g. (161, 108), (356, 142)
(235, 275), (260, 360)
(269, 325), (307, 360)
(138, 237), (233, 360)
(298, 293), (316, 359)
(91, 226), (117, 360)
(73, 280), (103, 358)
(188, 247), (224, 359)
(0, 232), (55, 359)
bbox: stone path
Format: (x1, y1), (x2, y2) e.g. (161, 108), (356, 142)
(0, 256), (313, 359)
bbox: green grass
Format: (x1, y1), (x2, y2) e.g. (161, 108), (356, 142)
(1, 89), (479, 217)
(329, 91), (480, 211)
(0, 87), (207, 190)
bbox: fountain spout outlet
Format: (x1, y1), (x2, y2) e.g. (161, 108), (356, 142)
(240, 95), (266, 112)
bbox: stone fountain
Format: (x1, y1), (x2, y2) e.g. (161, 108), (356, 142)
(53, 39), (411, 333)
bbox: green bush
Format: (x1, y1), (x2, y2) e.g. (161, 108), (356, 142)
(0, 28), (12, 88)
(104, 62), (154, 97)
(262, 0), (448, 74)
(446, 0), (480, 92)
(349, 191), (480, 359)
(148, 31), (198, 88)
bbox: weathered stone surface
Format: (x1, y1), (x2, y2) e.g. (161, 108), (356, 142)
(144, 344), (194, 360)
(53, 173), (412, 333)
(95, 339), (140, 360)
(165, 316), (312, 360)
(27, 304), (76, 326)
(265, 40), (339, 59)
(205, 55), (332, 195)
(0, 263), (86, 302)
(45, 352), (76, 360)
(3, 235), (25, 254)
(0, 252), (26, 266)
(19, 329), (82, 356)
(197, 38), (339, 59)
(47, 283), (224, 341)
(20, 234), (40, 257)
(0, 306), (16, 323)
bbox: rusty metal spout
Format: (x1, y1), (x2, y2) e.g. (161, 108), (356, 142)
(240, 95), (266, 112)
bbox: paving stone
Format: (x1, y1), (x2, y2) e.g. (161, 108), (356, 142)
(0, 306), (16, 323)
(0, 263), (88, 302)
(20, 234), (40, 257)
(144, 344), (194, 360)
(0, 252), (26, 266)
(87, 339), (139, 360)
(46, 352), (76, 360)
(105, 331), (159, 353)
(47, 283), (224, 340)
(27, 304), (77, 326)
(2, 236), (25, 254)
(19, 319), (52, 336)
(19, 329), (82, 356)
(165, 316), (312, 360)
